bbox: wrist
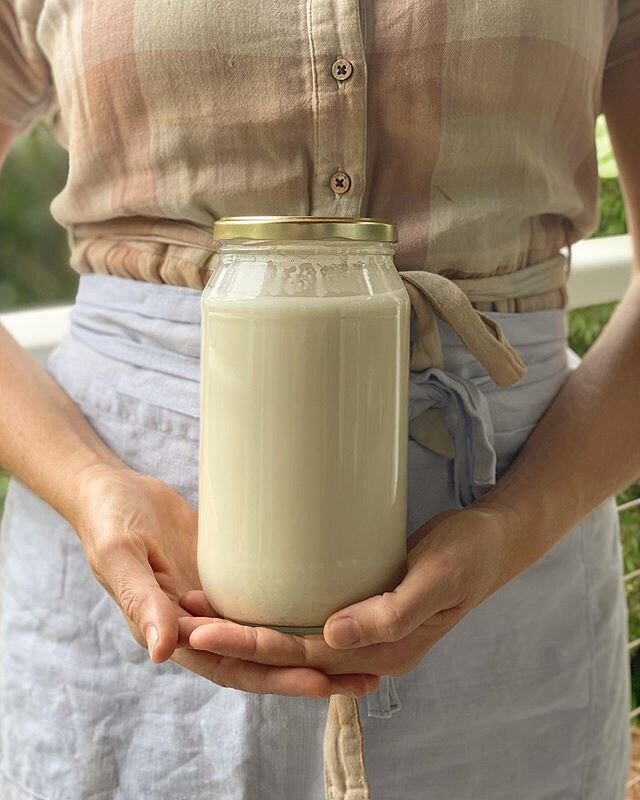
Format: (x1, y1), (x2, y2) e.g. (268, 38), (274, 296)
(469, 491), (553, 589)
(65, 459), (132, 537)
(472, 482), (572, 587)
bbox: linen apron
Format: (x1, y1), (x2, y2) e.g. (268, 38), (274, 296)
(0, 273), (631, 799)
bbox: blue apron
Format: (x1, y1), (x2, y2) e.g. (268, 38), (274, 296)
(0, 273), (630, 799)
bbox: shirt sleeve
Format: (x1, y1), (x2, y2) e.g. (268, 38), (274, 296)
(605, 0), (640, 70)
(0, 0), (56, 134)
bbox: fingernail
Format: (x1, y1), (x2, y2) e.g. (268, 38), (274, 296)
(146, 626), (159, 659)
(329, 617), (360, 646)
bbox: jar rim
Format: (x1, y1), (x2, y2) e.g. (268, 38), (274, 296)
(213, 215), (398, 243)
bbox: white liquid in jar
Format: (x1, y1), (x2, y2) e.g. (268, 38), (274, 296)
(198, 287), (409, 629)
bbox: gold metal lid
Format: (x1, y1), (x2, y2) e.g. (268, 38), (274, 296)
(213, 215), (398, 243)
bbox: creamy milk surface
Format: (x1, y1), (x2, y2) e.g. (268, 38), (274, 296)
(198, 288), (409, 629)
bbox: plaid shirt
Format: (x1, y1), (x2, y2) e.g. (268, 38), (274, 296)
(1, 0), (639, 310)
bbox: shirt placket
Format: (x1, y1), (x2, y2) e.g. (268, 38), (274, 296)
(307, 0), (367, 216)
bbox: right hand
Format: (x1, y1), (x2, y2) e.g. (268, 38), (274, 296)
(72, 464), (380, 699)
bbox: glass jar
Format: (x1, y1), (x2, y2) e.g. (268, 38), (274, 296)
(198, 216), (410, 634)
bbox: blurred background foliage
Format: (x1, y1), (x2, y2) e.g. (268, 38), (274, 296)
(1, 115), (639, 704)
(0, 123), (74, 309)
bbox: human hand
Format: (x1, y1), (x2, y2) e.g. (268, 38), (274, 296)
(179, 504), (522, 680)
(73, 463), (202, 659)
(73, 464), (379, 699)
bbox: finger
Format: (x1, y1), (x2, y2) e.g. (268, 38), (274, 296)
(172, 647), (379, 698)
(104, 547), (179, 663)
(188, 617), (400, 677)
(124, 616), (147, 649)
(323, 550), (456, 649)
(179, 590), (219, 617)
(177, 615), (220, 647)
(189, 619), (319, 667)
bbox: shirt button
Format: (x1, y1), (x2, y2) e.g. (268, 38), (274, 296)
(330, 171), (351, 194)
(331, 58), (354, 81)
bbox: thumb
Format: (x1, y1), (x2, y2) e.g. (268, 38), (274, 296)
(107, 551), (179, 663)
(323, 552), (453, 649)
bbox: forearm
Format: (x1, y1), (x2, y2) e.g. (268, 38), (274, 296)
(477, 273), (640, 577)
(0, 323), (125, 526)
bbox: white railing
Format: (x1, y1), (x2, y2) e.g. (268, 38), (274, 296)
(0, 303), (71, 364)
(565, 234), (633, 309)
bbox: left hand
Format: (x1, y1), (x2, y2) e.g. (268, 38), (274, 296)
(179, 504), (524, 680)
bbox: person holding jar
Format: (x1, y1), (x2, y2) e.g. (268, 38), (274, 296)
(0, 1), (639, 798)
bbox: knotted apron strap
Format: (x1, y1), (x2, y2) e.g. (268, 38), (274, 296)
(400, 271), (526, 386)
(323, 695), (371, 800)
(449, 253), (568, 303)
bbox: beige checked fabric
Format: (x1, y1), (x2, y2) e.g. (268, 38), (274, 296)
(1, 0), (640, 313)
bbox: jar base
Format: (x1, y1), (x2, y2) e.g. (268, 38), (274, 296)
(231, 619), (325, 636)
